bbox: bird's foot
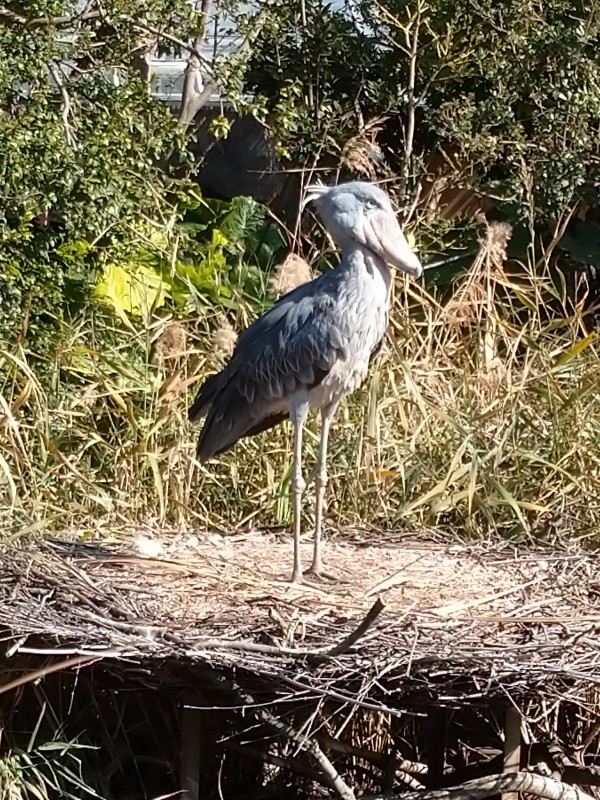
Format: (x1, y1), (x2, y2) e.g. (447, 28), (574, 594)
(288, 567), (342, 585)
(304, 563), (341, 584)
(290, 567), (303, 584)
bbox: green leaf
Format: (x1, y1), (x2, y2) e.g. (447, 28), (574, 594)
(553, 332), (597, 367)
(94, 261), (167, 325)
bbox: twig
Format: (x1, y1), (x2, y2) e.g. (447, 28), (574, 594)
(278, 673), (424, 719)
(307, 597), (385, 664)
(75, 608), (166, 636)
(46, 62), (76, 149)
(387, 773), (595, 800)
(0, 651), (121, 696)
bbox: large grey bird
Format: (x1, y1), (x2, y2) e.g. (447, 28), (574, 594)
(189, 181), (422, 582)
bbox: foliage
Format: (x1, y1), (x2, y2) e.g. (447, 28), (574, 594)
(91, 193), (287, 325)
(0, 709), (101, 800)
(0, 0), (193, 350)
(2, 214), (600, 542)
(233, 0), (388, 161)
(2, 0), (600, 551)
(239, 0), (600, 220)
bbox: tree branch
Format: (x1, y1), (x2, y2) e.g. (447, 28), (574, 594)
(0, 7), (101, 27)
(127, 17), (216, 77)
(387, 772), (595, 800)
(259, 712), (355, 800)
(177, 5), (269, 127)
(307, 598), (385, 665)
(47, 62), (76, 149)
(179, 0), (213, 129)
(399, 6), (421, 200)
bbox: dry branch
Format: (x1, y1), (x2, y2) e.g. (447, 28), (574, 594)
(203, 669), (356, 800)
(0, 650), (121, 696)
(390, 773), (595, 800)
(308, 597), (385, 665)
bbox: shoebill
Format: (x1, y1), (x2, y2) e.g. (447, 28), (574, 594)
(189, 181), (423, 582)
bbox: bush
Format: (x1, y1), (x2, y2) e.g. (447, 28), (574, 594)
(0, 2), (191, 350)
(240, 0), (600, 220)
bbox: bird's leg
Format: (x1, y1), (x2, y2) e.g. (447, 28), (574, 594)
(289, 400), (309, 583)
(308, 401), (338, 578)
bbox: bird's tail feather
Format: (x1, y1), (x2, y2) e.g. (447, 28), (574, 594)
(188, 373), (221, 422)
(196, 388), (288, 462)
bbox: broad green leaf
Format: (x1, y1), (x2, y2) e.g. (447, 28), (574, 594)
(93, 262), (167, 324)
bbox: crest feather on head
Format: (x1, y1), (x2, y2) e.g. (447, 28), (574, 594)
(301, 181), (330, 211)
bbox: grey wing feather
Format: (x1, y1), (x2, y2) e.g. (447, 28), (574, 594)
(189, 282), (346, 461)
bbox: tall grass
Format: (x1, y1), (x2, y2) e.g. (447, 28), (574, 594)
(1, 220), (600, 543)
(0, 699), (101, 800)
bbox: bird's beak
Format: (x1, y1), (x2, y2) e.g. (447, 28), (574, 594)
(362, 209), (423, 278)
(301, 182), (329, 212)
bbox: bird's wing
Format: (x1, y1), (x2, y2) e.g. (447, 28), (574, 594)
(191, 285), (347, 460)
(233, 291), (346, 403)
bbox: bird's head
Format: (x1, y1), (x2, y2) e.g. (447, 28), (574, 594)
(302, 181), (422, 279)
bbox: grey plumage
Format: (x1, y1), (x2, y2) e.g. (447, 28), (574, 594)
(190, 273), (349, 458)
(190, 180), (423, 582)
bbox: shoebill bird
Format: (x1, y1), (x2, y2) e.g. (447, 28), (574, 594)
(189, 181), (423, 582)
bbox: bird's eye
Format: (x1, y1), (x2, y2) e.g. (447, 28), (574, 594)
(365, 198), (379, 210)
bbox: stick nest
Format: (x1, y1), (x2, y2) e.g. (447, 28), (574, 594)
(1, 531), (599, 708)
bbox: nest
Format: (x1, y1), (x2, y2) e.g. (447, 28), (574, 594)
(1, 532), (600, 709)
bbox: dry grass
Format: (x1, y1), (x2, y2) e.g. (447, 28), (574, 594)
(4, 531), (600, 740)
(0, 530), (559, 619)
(271, 253), (313, 298)
(1, 219), (599, 542)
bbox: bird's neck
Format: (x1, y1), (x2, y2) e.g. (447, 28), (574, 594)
(340, 245), (393, 298)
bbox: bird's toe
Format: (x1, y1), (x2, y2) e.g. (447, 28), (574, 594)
(305, 565), (342, 584)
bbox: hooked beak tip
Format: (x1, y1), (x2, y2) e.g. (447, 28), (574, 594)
(401, 257), (423, 280)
